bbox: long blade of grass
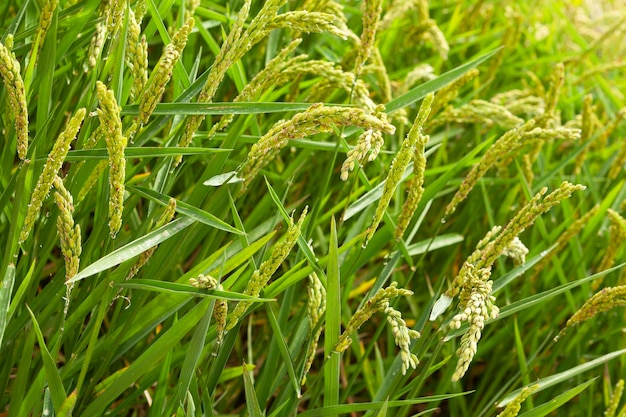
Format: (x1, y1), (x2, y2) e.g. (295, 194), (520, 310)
(117, 279), (273, 302)
(299, 393), (471, 417)
(49, 147), (230, 162)
(25, 305), (66, 411)
(324, 216), (340, 411)
(243, 361), (264, 417)
(128, 186), (243, 235)
(0, 264), (15, 348)
(57, 390), (78, 417)
(68, 217), (196, 284)
(76, 300), (210, 417)
(121, 102), (347, 116)
(168, 298), (213, 414)
(517, 378), (596, 417)
(265, 302), (301, 399)
(405, 234), (464, 256)
(500, 366), (605, 409)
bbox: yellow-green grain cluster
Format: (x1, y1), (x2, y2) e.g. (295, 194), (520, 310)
(190, 274), (228, 346)
(176, 0), (250, 159)
(445, 182), (584, 380)
(86, 21), (107, 69)
(428, 69), (478, 120)
(379, 0), (419, 32)
(365, 94), (433, 244)
(96, 81), (126, 238)
(306, 61), (376, 111)
(207, 43), (377, 138)
(501, 236), (528, 265)
(184, 0), (200, 21)
(353, 0), (383, 78)
(301, 273), (326, 385)
(521, 65), (567, 180)
(444, 120), (581, 218)
(531, 205), (599, 281)
(449, 265), (498, 382)
(126, 198), (176, 280)
(485, 7), (521, 83)
(565, 286), (626, 330)
(240, 104), (395, 192)
(478, 182), (585, 269)
(609, 137), (626, 180)
(134, 0), (147, 20)
(490, 89), (545, 117)
(496, 386), (538, 417)
(592, 209), (626, 289)
(537, 62), (565, 128)
(416, 0), (449, 59)
(20, 108), (86, 244)
(434, 99), (524, 130)
(77, 161), (108, 203)
(208, 39), (304, 137)
(53, 176), (81, 282)
(0, 39), (29, 160)
(31, 0), (59, 64)
(126, 9), (148, 102)
(177, 0), (347, 165)
(341, 129), (382, 181)
(398, 64), (436, 95)
(106, 0), (126, 35)
(340, 105), (388, 180)
(300, 0), (344, 14)
(297, 0), (347, 41)
(521, 126), (581, 142)
(605, 380), (625, 417)
(446, 183), (586, 298)
(138, 18), (194, 125)
(394, 106), (433, 240)
(580, 94), (596, 143)
(213, 297), (228, 348)
(267, 11), (348, 39)
(578, 61), (626, 83)
(572, 94), (598, 174)
(226, 208), (308, 331)
(334, 282), (420, 375)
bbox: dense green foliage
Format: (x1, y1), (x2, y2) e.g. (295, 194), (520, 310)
(1, 0), (626, 416)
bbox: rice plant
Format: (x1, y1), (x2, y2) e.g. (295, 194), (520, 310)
(1, 0), (626, 416)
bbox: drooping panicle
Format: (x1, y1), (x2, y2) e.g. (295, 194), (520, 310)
(226, 208), (308, 330)
(365, 94), (433, 244)
(20, 109), (86, 244)
(334, 282), (420, 375)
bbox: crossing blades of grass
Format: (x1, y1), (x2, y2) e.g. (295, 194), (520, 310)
(384, 47), (502, 113)
(128, 186), (243, 235)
